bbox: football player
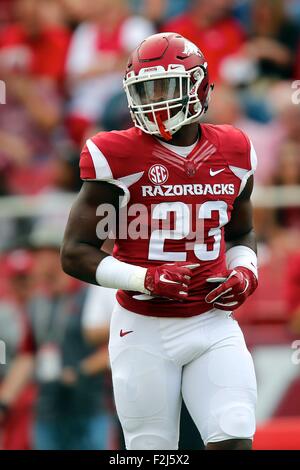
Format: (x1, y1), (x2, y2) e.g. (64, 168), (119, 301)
(61, 33), (258, 450)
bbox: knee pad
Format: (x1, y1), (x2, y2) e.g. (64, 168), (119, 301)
(218, 404), (256, 439)
(128, 433), (177, 450)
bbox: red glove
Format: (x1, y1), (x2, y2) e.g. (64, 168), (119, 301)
(205, 266), (258, 311)
(144, 262), (199, 301)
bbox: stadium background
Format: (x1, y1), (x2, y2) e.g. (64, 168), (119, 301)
(0, 0), (300, 450)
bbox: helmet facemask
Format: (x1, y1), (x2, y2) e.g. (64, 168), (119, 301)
(124, 66), (207, 141)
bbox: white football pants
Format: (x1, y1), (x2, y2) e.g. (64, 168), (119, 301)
(109, 302), (257, 450)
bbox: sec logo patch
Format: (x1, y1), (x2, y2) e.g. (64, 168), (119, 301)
(148, 164), (169, 185)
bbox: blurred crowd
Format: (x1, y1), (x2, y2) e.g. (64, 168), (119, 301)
(0, 0), (300, 450)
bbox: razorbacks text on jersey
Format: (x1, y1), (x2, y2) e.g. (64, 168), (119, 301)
(80, 124), (257, 318)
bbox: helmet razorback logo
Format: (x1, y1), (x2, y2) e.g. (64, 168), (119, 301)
(182, 40), (202, 57)
(148, 164), (169, 185)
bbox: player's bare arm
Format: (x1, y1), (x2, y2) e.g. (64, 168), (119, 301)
(225, 175), (256, 253)
(61, 181), (122, 285)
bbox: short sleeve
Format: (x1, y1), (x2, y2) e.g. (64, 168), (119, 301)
(79, 137), (113, 181)
(249, 139), (258, 175)
(227, 128), (258, 195)
(78, 128), (145, 207)
(237, 137), (257, 194)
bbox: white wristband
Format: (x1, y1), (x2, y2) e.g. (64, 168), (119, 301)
(95, 256), (148, 293)
(226, 245), (258, 279)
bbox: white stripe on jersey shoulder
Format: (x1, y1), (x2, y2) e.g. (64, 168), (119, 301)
(86, 139), (113, 180)
(115, 171), (144, 207)
(85, 138), (144, 206)
(250, 140), (258, 173)
(83, 171), (144, 207)
(119, 172), (144, 188)
(229, 140), (257, 195)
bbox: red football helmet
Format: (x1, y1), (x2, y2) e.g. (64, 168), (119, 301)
(123, 32), (213, 140)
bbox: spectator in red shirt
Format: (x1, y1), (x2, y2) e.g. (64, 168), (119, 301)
(161, 0), (245, 82)
(0, 0), (71, 83)
(0, 0), (71, 195)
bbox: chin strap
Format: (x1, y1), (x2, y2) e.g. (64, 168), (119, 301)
(156, 112), (172, 141)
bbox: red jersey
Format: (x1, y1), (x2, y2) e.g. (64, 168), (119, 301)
(80, 124), (256, 317)
(0, 24), (71, 82)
